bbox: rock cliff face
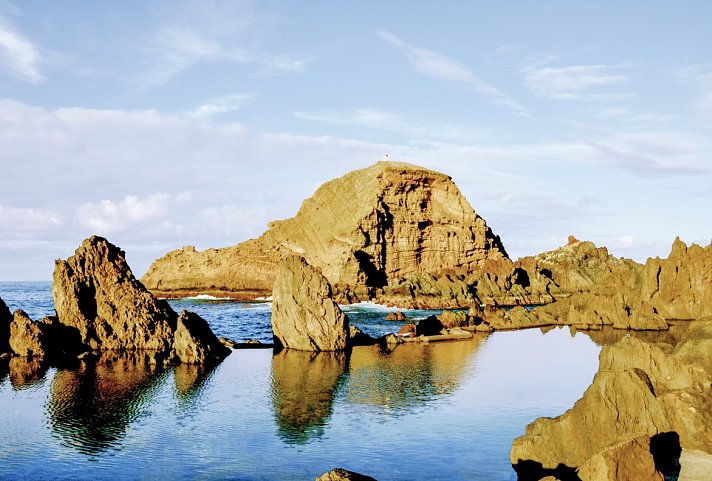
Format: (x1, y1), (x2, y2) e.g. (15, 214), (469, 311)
(142, 161), (508, 302)
(271, 256), (349, 351)
(510, 320), (712, 476)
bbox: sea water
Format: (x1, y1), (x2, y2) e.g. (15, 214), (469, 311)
(0, 282), (606, 480)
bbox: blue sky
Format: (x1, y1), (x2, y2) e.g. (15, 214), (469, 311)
(1, 0), (711, 280)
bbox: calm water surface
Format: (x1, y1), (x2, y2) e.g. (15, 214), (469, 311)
(0, 282), (607, 480)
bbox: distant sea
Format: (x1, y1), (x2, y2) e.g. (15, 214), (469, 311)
(0, 281), (605, 480)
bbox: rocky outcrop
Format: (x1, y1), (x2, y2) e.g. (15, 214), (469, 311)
(8, 310), (48, 358)
(575, 434), (672, 481)
(385, 311), (407, 321)
(315, 468), (377, 481)
(50, 236), (229, 364)
(173, 310), (231, 364)
(0, 297), (11, 354)
(142, 161), (508, 303)
(271, 256), (349, 351)
(510, 320), (712, 476)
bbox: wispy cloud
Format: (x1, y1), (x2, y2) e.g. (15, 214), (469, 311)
(522, 62), (628, 101)
(585, 132), (710, 177)
(0, 205), (61, 233)
(377, 30), (527, 115)
(677, 64), (712, 117)
(144, 2), (304, 87)
(0, 14), (44, 84)
(189, 93), (254, 120)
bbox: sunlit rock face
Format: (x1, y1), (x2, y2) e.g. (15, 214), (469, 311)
(141, 161), (508, 301)
(271, 256), (349, 352)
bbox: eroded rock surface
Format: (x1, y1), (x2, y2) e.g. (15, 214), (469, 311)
(315, 468), (377, 481)
(271, 256), (349, 351)
(8, 310), (48, 358)
(510, 320), (712, 476)
(142, 161), (508, 304)
(173, 310), (231, 364)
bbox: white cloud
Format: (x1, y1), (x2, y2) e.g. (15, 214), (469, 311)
(0, 205), (61, 233)
(76, 194), (172, 234)
(189, 93), (255, 120)
(522, 63), (628, 101)
(377, 30), (527, 115)
(0, 15), (43, 84)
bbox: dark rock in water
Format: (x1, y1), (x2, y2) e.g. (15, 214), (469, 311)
(416, 315), (444, 336)
(349, 325), (376, 346)
(0, 297), (11, 354)
(315, 468), (377, 481)
(385, 311), (407, 321)
(271, 255), (349, 352)
(53, 236), (177, 353)
(173, 310), (230, 364)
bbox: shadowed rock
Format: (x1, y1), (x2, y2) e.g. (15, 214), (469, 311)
(173, 310), (230, 364)
(272, 256), (349, 351)
(315, 468), (377, 481)
(0, 297), (10, 354)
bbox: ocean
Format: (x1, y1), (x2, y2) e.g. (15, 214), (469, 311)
(0, 281), (605, 480)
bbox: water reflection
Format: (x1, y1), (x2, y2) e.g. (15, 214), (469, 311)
(47, 352), (168, 455)
(575, 321), (691, 347)
(270, 350), (347, 444)
(174, 362), (218, 405)
(8, 356), (48, 388)
(346, 336), (487, 412)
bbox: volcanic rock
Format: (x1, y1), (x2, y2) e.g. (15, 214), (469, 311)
(142, 161), (508, 303)
(173, 310), (231, 364)
(271, 256), (349, 351)
(0, 297), (10, 354)
(510, 320), (712, 473)
(8, 310), (48, 358)
(53, 236), (178, 353)
(315, 468), (377, 481)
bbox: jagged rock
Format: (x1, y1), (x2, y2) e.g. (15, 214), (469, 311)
(349, 325), (376, 346)
(271, 256), (349, 351)
(510, 320), (712, 473)
(8, 310), (48, 358)
(385, 311), (407, 321)
(315, 468), (377, 481)
(376, 272), (480, 309)
(437, 310), (470, 329)
(0, 297), (11, 354)
(53, 236), (178, 353)
(173, 310), (231, 364)
(576, 435), (668, 481)
(142, 161), (508, 303)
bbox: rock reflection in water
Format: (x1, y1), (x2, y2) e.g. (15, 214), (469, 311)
(8, 356), (48, 388)
(47, 352), (168, 455)
(346, 336), (487, 412)
(270, 349), (347, 444)
(173, 362), (218, 405)
(574, 320), (691, 347)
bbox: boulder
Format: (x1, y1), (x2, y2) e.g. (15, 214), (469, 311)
(173, 310), (231, 364)
(142, 161), (508, 303)
(385, 311), (407, 321)
(437, 310), (470, 329)
(0, 297), (11, 354)
(397, 323), (417, 337)
(8, 310), (48, 358)
(416, 315), (445, 336)
(576, 435), (669, 481)
(315, 468), (377, 481)
(271, 256), (349, 351)
(348, 325), (376, 346)
(53, 236), (177, 353)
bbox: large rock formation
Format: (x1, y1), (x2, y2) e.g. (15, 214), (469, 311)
(52, 236), (229, 364)
(271, 256), (349, 351)
(142, 161), (508, 305)
(8, 310), (49, 358)
(510, 320), (712, 477)
(0, 297), (10, 354)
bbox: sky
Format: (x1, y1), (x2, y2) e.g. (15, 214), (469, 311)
(1, 1), (711, 280)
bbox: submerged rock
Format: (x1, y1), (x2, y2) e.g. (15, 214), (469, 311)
(271, 256), (349, 351)
(315, 468), (377, 481)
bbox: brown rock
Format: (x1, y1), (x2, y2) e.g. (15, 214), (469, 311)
(271, 256), (349, 351)
(385, 311), (407, 321)
(437, 309), (470, 329)
(397, 323), (417, 337)
(315, 468), (377, 481)
(0, 296), (11, 354)
(511, 321), (712, 472)
(348, 325), (376, 346)
(53, 236), (177, 353)
(173, 310), (231, 364)
(576, 435), (666, 481)
(9, 310), (48, 358)
(142, 161), (508, 303)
